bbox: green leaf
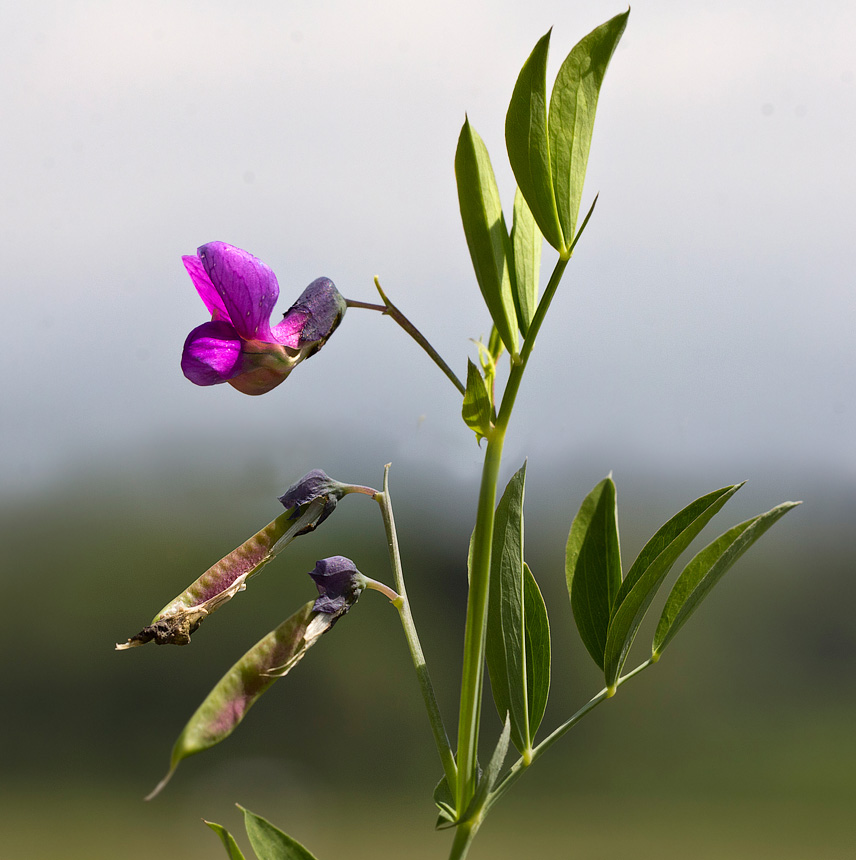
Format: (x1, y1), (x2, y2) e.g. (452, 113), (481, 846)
(433, 775), (458, 830)
(486, 463), (530, 752)
(522, 562), (550, 739)
(510, 188), (542, 336)
(548, 10), (628, 249)
(240, 806), (320, 860)
(565, 475), (622, 669)
(455, 117), (519, 355)
(464, 715), (511, 820)
(462, 358), (493, 442)
(487, 325), (504, 363)
(603, 484), (742, 687)
(505, 30), (564, 252)
(204, 820), (248, 860)
(653, 501), (801, 657)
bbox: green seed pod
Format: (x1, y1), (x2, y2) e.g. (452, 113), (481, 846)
(146, 600), (333, 799)
(117, 498), (326, 649)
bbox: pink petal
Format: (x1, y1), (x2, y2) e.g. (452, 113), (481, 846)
(182, 254), (230, 321)
(197, 242), (280, 341)
(181, 320), (243, 386)
(270, 308), (308, 348)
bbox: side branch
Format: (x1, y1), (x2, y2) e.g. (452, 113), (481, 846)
(346, 280), (466, 396)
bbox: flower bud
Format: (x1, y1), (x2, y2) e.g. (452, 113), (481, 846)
(286, 277), (348, 358)
(307, 556), (367, 618)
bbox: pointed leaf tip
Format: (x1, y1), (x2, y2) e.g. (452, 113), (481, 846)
(144, 766), (176, 802)
(603, 483), (743, 687)
(204, 820), (248, 860)
(506, 29), (564, 252)
(565, 475), (622, 669)
(240, 805), (320, 860)
(548, 10), (628, 251)
(652, 500), (800, 657)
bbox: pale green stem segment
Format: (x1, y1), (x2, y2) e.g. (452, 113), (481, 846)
(455, 255), (570, 813)
(485, 658), (655, 815)
(375, 464), (458, 792)
(447, 660), (654, 860)
(346, 281), (467, 396)
(447, 818), (481, 860)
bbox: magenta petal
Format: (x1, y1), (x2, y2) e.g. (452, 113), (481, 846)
(182, 254), (230, 321)
(197, 242), (280, 341)
(270, 309), (308, 348)
(181, 320), (243, 386)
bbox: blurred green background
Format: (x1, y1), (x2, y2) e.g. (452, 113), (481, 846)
(2, 0), (854, 857)
(3, 452), (854, 858)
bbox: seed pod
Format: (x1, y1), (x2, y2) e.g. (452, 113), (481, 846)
(116, 497), (326, 649)
(147, 600), (333, 799)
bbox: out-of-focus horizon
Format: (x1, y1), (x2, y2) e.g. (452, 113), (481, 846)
(1, 1), (854, 858)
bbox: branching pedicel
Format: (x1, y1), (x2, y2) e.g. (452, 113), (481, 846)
(118, 11), (799, 860)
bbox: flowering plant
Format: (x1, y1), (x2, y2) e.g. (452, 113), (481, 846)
(119, 11), (797, 859)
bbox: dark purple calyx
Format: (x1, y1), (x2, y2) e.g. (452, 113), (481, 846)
(285, 278), (347, 357)
(278, 469), (348, 532)
(307, 556), (367, 619)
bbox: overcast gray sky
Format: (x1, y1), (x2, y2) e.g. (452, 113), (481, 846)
(1, 0), (853, 500)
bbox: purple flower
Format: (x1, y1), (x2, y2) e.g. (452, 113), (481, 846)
(181, 242), (346, 396)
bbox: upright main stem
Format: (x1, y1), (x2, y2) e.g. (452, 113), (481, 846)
(454, 425), (506, 810)
(454, 256), (570, 815)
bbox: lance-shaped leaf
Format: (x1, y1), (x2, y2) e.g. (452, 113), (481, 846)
(653, 501), (801, 657)
(117, 497), (326, 648)
(510, 188), (542, 336)
(603, 484), (742, 688)
(548, 10), (628, 248)
(506, 30), (564, 252)
(462, 358), (494, 442)
(485, 463), (549, 753)
(565, 475), (621, 669)
(204, 820), (248, 860)
(522, 562), (550, 739)
(455, 118), (519, 356)
(486, 464), (528, 752)
(240, 806), (320, 860)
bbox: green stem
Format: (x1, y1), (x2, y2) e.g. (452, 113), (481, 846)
(375, 464), (458, 791)
(484, 658), (655, 815)
(346, 282), (467, 396)
(447, 818), (480, 860)
(454, 255), (571, 812)
(454, 428), (505, 810)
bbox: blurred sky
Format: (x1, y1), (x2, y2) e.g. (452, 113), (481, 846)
(1, 0), (854, 498)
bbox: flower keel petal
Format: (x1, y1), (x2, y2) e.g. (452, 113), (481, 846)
(270, 309), (308, 347)
(181, 320), (243, 385)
